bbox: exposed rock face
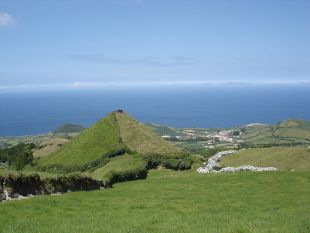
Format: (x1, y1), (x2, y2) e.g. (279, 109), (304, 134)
(197, 150), (278, 173)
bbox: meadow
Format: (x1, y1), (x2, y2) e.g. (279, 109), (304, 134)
(220, 147), (310, 171)
(0, 169), (309, 233)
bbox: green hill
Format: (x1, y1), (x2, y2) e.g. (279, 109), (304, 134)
(38, 112), (125, 171)
(220, 147), (310, 171)
(37, 110), (186, 173)
(114, 111), (181, 156)
(241, 119), (310, 147)
(52, 123), (85, 134)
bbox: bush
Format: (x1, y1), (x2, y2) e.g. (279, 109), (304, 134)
(4, 173), (44, 196)
(0, 172), (105, 200)
(107, 166), (148, 185)
(0, 143), (34, 170)
(43, 173), (103, 193)
(144, 154), (192, 170)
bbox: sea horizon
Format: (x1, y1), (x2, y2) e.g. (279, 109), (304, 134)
(1, 84), (309, 136)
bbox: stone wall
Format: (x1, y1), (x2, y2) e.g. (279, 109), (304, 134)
(197, 150), (277, 173)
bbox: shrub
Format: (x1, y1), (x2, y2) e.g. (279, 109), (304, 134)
(107, 166), (148, 185)
(0, 143), (34, 170)
(0, 172), (105, 200)
(144, 154), (192, 170)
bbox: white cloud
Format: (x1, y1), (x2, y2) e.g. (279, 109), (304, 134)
(0, 12), (15, 27)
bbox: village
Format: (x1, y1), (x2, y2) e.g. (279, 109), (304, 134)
(161, 128), (244, 148)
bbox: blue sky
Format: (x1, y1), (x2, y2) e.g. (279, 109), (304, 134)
(0, 0), (309, 89)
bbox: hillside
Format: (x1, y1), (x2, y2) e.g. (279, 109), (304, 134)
(115, 112), (182, 156)
(240, 119), (310, 147)
(37, 111), (184, 172)
(52, 124), (85, 134)
(38, 113), (125, 171)
(33, 138), (69, 157)
(92, 153), (145, 181)
(220, 147), (310, 171)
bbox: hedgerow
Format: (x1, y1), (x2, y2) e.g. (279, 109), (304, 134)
(0, 172), (105, 200)
(107, 166), (148, 185)
(143, 153), (192, 170)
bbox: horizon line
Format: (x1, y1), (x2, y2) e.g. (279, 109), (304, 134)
(0, 80), (309, 91)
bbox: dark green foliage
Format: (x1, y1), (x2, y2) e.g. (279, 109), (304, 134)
(43, 173), (104, 193)
(108, 167), (148, 185)
(52, 124), (85, 134)
(0, 176), (4, 201)
(4, 173), (44, 196)
(0, 172), (104, 200)
(0, 143), (34, 170)
(144, 154), (192, 170)
(199, 147), (233, 158)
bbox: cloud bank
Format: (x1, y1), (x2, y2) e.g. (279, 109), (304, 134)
(71, 54), (195, 67)
(1, 80), (309, 92)
(0, 12), (15, 27)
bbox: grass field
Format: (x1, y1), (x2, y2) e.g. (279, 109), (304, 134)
(0, 170), (309, 233)
(241, 119), (310, 147)
(91, 153), (145, 180)
(220, 147), (310, 171)
(33, 138), (69, 157)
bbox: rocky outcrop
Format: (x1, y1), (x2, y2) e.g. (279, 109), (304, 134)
(197, 150), (278, 173)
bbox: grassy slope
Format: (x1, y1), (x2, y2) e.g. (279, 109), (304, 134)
(115, 112), (182, 156)
(220, 147), (310, 171)
(91, 153), (145, 180)
(33, 138), (69, 157)
(241, 119), (310, 146)
(0, 170), (309, 233)
(275, 119), (310, 139)
(52, 124), (85, 134)
(145, 123), (180, 137)
(38, 113), (124, 170)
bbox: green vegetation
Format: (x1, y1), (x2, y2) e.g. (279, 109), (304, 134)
(0, 170), (309, 233)
(241, 119), (310, 147)
(144, 153), (192, 170)
(145, 123), (181, 137)
(1, 113), (310, 232)
(52, 124), (85, 134)
(92, 153), (145, 181)
(33, 138), (69, 157)
(0, 172), (103, 199)
(115, 112), (182, 156)
(0, 143), (35, 170)
(0, 133), (78, 149)
(221, 147), (310, 171)
(37, 113), (125, 172)
(37, 111), (186, 173)
(0, 111), (192, 201)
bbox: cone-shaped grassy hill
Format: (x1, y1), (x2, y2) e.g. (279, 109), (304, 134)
(37, 110), (186, 173)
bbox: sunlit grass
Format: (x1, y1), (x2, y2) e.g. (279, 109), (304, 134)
(0, 170), (309, 233)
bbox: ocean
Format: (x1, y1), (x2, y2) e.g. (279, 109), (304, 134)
(0, 84), (309, 136)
